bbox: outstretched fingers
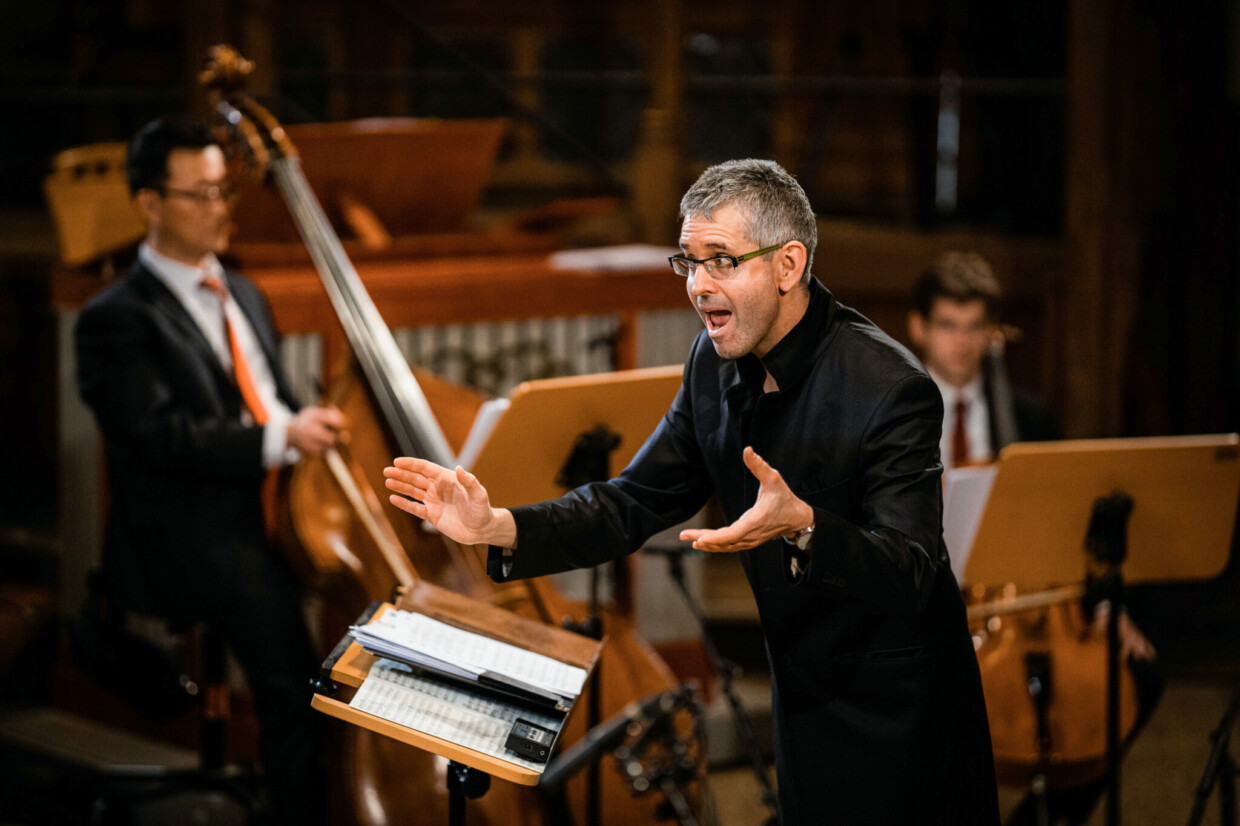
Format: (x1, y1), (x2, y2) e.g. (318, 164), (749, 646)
(680, 508), (765, 552)
(383, 468), (429, 499)
(388, 492), (428, 518)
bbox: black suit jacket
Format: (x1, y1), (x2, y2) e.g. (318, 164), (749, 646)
(75, 261), (300, 620)
(489, 280), (999, 825)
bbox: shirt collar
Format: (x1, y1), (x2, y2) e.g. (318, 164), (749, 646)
(741, 277), (834, 392)
(928, 368), (984, 407)
(139, 243), (225, 298)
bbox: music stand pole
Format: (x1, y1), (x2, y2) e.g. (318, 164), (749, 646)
(555, 424), (622, 826)
(446, 760), (490, 826)
(1085, 490), (1134, 826)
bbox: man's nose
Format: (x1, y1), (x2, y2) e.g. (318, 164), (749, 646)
(688, 268), (718, 295)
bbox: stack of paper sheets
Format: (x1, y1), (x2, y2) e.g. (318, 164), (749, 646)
(350, 609), (587, 704)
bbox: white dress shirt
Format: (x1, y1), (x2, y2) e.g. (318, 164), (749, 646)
(139, 243), (296, 467)
(928, 369), (992, 467)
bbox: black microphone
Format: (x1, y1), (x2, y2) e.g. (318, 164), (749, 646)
(539, 688), (675, 792)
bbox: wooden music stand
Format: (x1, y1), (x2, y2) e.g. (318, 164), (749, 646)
(312, 579), (602, 825)
(961, 433), (1240, 826)
(462, 364), (682, 826)
(467, 365), (683, 509)
(964, 434), (1240, 589)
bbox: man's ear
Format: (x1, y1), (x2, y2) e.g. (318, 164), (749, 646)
(907, 311), (927, 348)
(776, 242), (808, 294)
(133, 189), (160, 225)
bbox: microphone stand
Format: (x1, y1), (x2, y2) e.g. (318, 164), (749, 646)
(540, 685), (703, 826)
(651, 543), (782, 826)
(1186, 678), (1240, 826)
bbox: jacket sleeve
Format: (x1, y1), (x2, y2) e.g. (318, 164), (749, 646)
(790, 373), (948, 617)
(490, 374), (715, 582)
(75, 293), (266, 480)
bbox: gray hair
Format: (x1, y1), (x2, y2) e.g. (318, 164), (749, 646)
(679, 159), (817, 287)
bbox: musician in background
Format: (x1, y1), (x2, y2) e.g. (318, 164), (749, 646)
(907, 251), (1060, 467)
(909, 251), (1161, 826)
(75, 115), (341, 826)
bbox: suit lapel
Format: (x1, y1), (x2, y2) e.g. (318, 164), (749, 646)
(130, 263), (235, 392)
(225, 270), (300, 410)
(226, 274), (278, 363)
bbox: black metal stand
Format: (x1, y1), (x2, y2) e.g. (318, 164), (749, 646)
(650, 543), (781, 826)
(1084, 490), (1134, 826)
(447, 761), (491, 826)
(1186, 679), (1240, 826)
(1026, 650), (1053, 826)
(555, 424), (622, 826)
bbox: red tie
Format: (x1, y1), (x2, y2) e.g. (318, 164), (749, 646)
(951, 398), (970, 468)
(200, 275), (269, 425)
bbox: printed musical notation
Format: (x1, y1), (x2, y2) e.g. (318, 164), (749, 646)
(348, 660), (563, 771)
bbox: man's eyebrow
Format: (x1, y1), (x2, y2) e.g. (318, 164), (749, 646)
(679, 241), (731, 255)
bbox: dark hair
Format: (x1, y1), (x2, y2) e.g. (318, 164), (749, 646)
(125, 115), (218, 196)
(912, 251), (1002, 319)
(680, 159), (818, 287)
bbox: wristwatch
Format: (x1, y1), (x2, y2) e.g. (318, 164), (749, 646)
(787, 522), (814, 551)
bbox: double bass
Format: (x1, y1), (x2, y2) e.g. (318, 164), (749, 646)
(199, 45), (701, 826)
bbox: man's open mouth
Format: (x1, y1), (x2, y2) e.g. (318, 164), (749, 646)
(705, 310), (732, 332)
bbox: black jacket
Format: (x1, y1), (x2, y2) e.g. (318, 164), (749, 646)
(75, 261), (300, 620)
(491, 279), (999, 825)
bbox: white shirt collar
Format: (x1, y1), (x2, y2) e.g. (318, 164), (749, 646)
(139, 243), (225, 299)
(928, 368), (984, 408)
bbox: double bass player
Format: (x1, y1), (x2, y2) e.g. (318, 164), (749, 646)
(74, 115), (341, 826)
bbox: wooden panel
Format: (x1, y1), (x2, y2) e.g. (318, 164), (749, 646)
(230, 118), (509, 243)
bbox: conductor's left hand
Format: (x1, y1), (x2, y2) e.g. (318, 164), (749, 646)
(679, 446), (813, 553)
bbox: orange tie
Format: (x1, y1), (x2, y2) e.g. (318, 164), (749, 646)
(200, 275), (269, 425)
(951, 398), (970, 468)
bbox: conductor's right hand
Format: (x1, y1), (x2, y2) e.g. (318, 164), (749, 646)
(384, 458), (517, 548)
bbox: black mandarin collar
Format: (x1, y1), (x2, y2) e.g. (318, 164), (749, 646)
(736, 277), (836, 394)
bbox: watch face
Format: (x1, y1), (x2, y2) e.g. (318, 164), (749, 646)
(794, 526), (813, 550)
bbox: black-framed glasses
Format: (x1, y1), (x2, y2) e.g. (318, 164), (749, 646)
(668, 242), (788, 280)
(159, 182), (237, 205)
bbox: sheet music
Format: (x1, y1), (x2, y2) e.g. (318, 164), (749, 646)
(351, 609), (587, 700)
(349, 660), (561, 772)
(456, 397), (510, 471)
(942, 464), (999, 584)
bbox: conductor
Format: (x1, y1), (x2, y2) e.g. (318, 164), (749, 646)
(386, 159), (1000, 825)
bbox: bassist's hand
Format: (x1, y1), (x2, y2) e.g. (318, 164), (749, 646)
(287, 406), (345, 455)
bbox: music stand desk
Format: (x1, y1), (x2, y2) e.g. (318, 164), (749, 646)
(312, 579), (603, 786)
(964, 433), (1240, 590)
(468, 365), (682, 509)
